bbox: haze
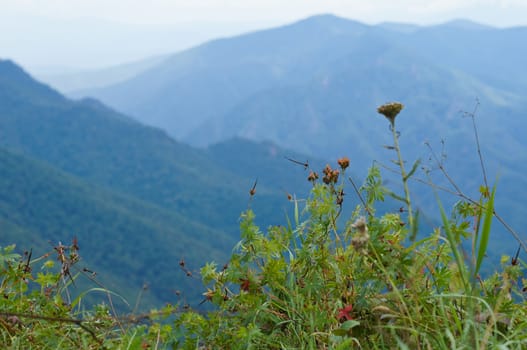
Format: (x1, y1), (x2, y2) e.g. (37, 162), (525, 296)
(1, 0), (526, 73)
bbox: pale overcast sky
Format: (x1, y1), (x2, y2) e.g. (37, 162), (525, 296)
(1, 0), (526, 72)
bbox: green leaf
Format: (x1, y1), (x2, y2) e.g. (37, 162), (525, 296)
(384, 188), (407, 204)
(475, 184), (496, 276)
(404, 159), (421, 181)
(341, 319), (360, 330)
(435, 190), (469, 292)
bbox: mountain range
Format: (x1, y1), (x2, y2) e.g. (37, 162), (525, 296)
(65, 15), (527, 253)
(0, 59), (321, 308)
(69, 15), (526, 160)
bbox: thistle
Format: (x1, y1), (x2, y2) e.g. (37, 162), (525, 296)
(377, 102), (404, 127)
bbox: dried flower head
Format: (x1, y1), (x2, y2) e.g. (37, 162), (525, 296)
(337, 157), (350, 170)
(331, 169), (340, 183)
(377, 102), (404, 126)
(323, 164), (333, 176)
(307, 171), (319, 182)
(240, 278), (251, 292)
(322, 164), (340, 184)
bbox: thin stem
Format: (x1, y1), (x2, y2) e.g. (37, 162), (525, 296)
(348, 176), (373, 218)
(463, 99), (489, 189)
(391, 124), (414, 234)
(376, 161), (527, 254)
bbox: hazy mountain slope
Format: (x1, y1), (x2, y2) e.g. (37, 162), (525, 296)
(191, 45), (527, 253)
(206, 137), (327, 198)
(0, 59), (287, 236)
(73, 15), (371, 138)
(190, 35), (525, 164)
(0, 146), (232, 308)
(72, 15), (526, 149)
(394, 21), (527, 93)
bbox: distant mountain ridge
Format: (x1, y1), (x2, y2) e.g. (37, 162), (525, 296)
(65, 14), (527, 258)
(70, 14), (527, 150)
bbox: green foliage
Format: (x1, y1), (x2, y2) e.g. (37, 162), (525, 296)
(2, 98), (527, 348)
(167, 160), (527, 348)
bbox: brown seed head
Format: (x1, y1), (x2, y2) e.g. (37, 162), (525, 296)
(337, 157), (350, 170)
(323, 164), (333, 176)
(377, 102), (404, 125)
(331, 169), (340, 183)
(307, 171), (319, 182)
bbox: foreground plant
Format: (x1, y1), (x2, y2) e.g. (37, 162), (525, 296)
(170, 103), (527, 349)
(1, 102), (526, 349)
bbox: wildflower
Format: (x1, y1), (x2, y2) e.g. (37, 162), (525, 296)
(337, 157), (350, 170)
(331, 169), (340, 183)
(377, 102), (404, 126)
(337, 304), (354, 321)
(323, 164), (332, 176)
(240, 278), (251, 292)
(307, 171), (319, 182)
(322, 164), (339, 184)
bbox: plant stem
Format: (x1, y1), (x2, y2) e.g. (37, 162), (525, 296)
(391, 125), (414, 233)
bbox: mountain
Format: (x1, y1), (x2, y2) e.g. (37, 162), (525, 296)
(72, 14), (527, 148)
(0, 59), (326, 307)
(0, 59), (290, 235)
(70, 14), (370, 139)
(0, 146), (231, 308)
(69, 15), (527, 256)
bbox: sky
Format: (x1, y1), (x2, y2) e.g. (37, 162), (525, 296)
(1, 0), (526, 72)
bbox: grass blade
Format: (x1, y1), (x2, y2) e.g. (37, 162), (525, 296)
(475, 185), (496, 276)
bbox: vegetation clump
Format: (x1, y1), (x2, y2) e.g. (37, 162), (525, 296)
(1, 102), (527, 349)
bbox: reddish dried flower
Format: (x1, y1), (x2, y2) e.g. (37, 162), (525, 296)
(322, 164), (341, 184)
(331, 169), (340, 183)
(240, 278), (251, 292)
(307, 171), (319, 182)
(337, 157), (350, 170)
(323, 164), (333, 176)
(337, 304), (354, 322)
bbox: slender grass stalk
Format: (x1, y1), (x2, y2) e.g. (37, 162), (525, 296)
(474, 185), (496, 277)
(435, 191), (469, 292)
